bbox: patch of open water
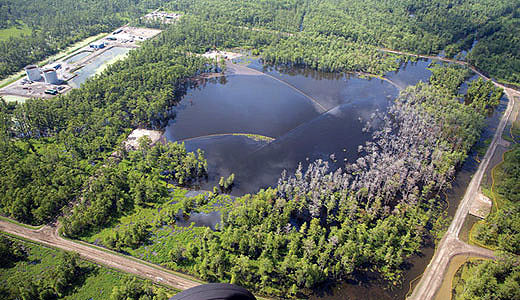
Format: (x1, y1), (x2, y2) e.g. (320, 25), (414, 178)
(69, 47), (131, 88)
(163, 58), (507, 299)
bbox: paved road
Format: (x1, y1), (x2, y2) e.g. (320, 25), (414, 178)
(0, 221), (201, 291)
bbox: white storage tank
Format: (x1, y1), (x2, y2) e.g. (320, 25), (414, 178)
(43, 68), (59, 84)
(25, 65), (42, 81)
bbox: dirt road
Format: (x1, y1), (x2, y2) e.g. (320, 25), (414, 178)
(376, 46), (519, 300)
(1, 43), (517, 299)
(0, 221), (202, 291)
(407, 85), (518, 300)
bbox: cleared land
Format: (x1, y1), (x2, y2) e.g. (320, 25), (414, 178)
(0, 33), (107, 89)
(0, 220), (202, 291)
(408, 83), (518, 300)
(0, 23), (31, 41)
(0, 26), (161, 99)
(0, 235), (151, 299)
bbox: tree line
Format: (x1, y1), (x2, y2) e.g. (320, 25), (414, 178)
(1, 235), (90, 299)
(155, 64), (504, 297)
(0, 19), (218, 225)
(61, 138), (208, 239)
(0, 0), (166, 79)
(169, 0), (520, 86)
(0, 235), (170, 300)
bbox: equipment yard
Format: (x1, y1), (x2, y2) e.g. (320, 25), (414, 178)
(0, 26), (162, 101)
(143, 11), (181, 24)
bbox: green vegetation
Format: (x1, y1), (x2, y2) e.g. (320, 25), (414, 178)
(60, 138), (208, 239)
(451, 255), (520, 300)
(154, 73), (499, 297)
(238, 133), (275, 143)
(0, 235), (171, 300)
(504, 119), (520, 143)
(0, 3), (516, 298)
(83, 190), (233, 265)
(170, 0), (520, 85)
(0, 22), (31, 42)
(72, 63), (503, 297)
(459, 104), (520, 300)
(0, 0), (164, 79)
(0, 20), (218, 226)
(465, 77), (504, 113)
(473, 145), (520, 254)
(2, 0), (519, 83)
(428, 64), (471, 95)
(219, 173), (235, 192)
(262, 32), (401, 75)
(111, 277), (170, 300)
(467, 11), (520, 85)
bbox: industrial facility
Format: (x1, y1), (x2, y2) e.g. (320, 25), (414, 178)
(24, 65), (42, 81)
(2, 25), (161, 100)
(90, 41), (105, 49)
(43, 68), (60, 84)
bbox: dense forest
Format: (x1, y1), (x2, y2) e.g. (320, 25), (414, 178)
(0, 0), (165, 79)
(451, 255), (519, 300)
(0, 19), (220, 225)
(3, 0), (518, 84)
(0, 1), (518, 299)
(169, 0), (520, 85)
(60, 139), (207, 239)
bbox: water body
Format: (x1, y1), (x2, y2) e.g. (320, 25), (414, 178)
(165, 62), (401, 194)
(459, 39), (479, 60)
(163, 59), (504, 299)
(176, 210), (221, 230)
(312, 80), (509, 300)
(64, 50), (92, 64)
(69, 47), (131, 88)
(458, 74), (480, 95)
(385, 59), (433, 89)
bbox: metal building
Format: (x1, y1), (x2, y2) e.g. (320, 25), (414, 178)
(25, 65), (42, 81)
(43, 68), (59, 84)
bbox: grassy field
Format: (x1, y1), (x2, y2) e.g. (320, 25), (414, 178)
(83, 187), (233, 271)
(0, 23), (32, 42)
(0, 235), (175, 299)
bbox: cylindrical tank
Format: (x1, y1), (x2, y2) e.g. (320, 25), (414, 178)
(25, 65), (41, 81)
(43, 68), (59, 84)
